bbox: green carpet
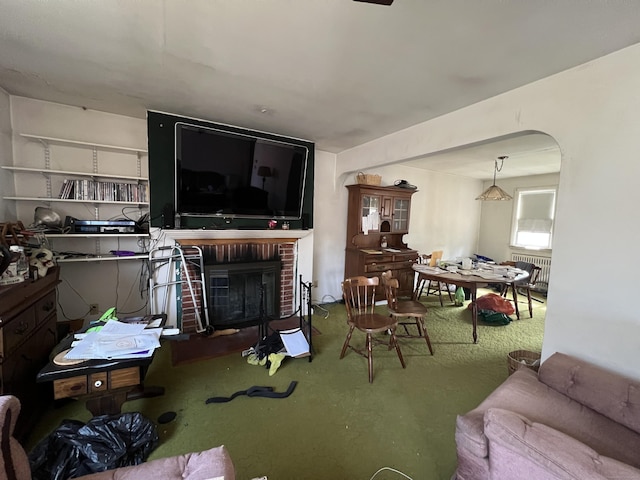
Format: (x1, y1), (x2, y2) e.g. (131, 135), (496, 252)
(28, 289), (545, 480)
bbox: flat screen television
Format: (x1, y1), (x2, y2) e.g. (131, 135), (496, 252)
(175, 123), (309, 220)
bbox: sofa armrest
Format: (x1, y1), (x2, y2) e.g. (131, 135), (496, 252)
(484, 408), (640, 480)
(539, 352), (640, 435)
(75, 445), (235, 480)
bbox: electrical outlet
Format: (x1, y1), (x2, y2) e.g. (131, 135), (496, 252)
(89, 304), (99, 315)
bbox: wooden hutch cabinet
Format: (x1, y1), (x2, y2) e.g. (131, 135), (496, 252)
(344, 184), (418, 297)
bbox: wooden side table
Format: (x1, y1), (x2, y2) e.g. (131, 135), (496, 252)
(36, 314), (166, 416)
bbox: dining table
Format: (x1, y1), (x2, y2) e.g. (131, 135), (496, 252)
(412, 263), (529, 343)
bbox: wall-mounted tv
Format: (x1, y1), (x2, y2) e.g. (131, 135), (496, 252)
(175, 123), (309, 220)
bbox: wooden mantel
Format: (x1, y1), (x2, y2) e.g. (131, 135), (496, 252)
(160, 228), (313, 243)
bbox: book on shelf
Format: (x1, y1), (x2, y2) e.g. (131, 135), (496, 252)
(57, 178), (147, 202)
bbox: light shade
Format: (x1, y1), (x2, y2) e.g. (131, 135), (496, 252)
(257, 166), (272, 177)
(476, 156), (513, 201)
(476, 184), (513, 201)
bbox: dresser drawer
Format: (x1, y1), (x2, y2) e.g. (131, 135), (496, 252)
(365, 261), (412, 273)
(54, 375), (88, 399)
(394, 253), (418, 262)
(34, 291), (56, 325)
(110, 367), (141, 389)
(3, 308), (37, 356)
(364, 254), (393, 264)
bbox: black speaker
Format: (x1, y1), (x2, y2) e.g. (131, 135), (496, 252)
(162, 204), (175, 229)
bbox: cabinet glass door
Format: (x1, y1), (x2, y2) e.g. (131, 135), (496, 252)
(393, 198), (410, 231)
(361, 195), (380, 232)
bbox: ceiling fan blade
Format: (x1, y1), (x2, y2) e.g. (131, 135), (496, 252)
(353, 0), (394, 5)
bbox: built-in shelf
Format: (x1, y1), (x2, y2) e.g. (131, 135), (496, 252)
(46, 233), (149, 238)
(2, 197), (149, 206)
(1, 166), (148, 182)
(8, 133), (151, 266)
(20, 133), (147, 155)
(56, 253), (149, 263)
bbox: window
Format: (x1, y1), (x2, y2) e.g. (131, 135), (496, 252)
(511, 187), (556, 249)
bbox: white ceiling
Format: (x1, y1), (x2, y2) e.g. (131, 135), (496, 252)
(1, 1), (640, 179)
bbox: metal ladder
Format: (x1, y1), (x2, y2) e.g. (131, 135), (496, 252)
(149, 245), (211, 334)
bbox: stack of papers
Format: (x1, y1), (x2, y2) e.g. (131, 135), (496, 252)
(65, 320), (162, 360)
(413, 265), (448, 274)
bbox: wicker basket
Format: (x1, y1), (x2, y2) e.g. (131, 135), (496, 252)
(356, 172), (382, 186)
(507, 350), (541, 375)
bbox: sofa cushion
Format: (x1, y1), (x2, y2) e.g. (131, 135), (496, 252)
(75, 445), (235, 480)
(484, 408), (640, 480)
(539, 352), (640, 435)
(455, 367), (640, 469)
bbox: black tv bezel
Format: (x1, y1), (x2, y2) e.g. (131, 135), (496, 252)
(174, 122), (309, 221)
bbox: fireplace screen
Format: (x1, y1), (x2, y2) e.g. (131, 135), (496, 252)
(206, 261), (281, 329)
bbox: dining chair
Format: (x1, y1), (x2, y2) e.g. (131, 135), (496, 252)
(381, 270), (433, 355)
(500, 261), (541, 318)
(415, 252), (453, 306)
(341, 276), (406, 383)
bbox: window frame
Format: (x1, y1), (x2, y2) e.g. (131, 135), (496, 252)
(510, 186), (557, 251)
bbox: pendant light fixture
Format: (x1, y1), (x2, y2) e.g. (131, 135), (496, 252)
(476, 156), (513, 201)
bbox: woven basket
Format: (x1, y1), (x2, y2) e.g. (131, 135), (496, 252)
(356, 172), (382, 186)
(507, 350), (541, 376)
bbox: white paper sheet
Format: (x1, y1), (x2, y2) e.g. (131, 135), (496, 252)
(279, 328), (310, 357)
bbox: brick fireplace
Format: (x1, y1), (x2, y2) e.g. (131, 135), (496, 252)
(176, 238), (297, 333)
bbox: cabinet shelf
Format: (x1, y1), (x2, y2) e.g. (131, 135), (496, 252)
(46, 233), (149, 238)
(20, 133), (147, 155)
(3, 197), (149, 206)
(56, 254), (149, 263)
(2, 166), (148, 182)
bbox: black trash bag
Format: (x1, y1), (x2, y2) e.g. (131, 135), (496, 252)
(29, 412), (159, 480)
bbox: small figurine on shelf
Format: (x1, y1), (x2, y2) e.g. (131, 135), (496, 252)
(268, 220), (277, 229)
(282, 222), (290, 230)
(380, 236), (388, 248)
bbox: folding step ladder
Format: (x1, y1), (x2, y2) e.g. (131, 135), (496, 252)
(149, 245), (212, 334)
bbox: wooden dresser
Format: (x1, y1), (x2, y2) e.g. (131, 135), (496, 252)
(0, 267), (59, 441)
(344, 184), (418, 297)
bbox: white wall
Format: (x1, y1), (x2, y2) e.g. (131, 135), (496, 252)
(334, 44), (640, 380)
(477, 172), (560, 263)
(0, 87), (14, 221)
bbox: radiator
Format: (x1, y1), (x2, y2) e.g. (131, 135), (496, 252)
(511, 253), (551, 291)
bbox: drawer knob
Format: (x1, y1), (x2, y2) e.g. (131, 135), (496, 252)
(94, 380), (103, 388)
(15, 321), (29, 335)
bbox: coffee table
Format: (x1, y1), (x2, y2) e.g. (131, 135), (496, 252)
(37, 314), (166, 416)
